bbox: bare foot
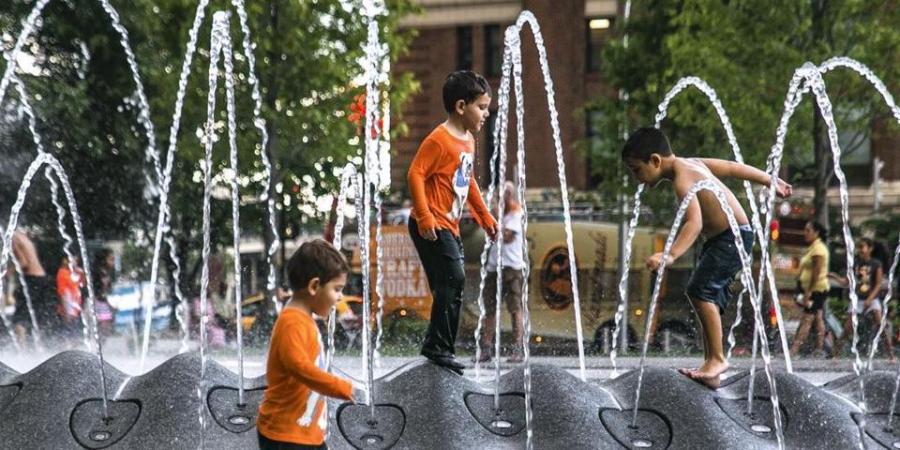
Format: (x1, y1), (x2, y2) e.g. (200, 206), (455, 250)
(688, 359), (729, 389)
(677, 367), (697, 376)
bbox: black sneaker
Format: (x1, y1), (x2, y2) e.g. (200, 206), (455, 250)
(424, 354), (465, 375)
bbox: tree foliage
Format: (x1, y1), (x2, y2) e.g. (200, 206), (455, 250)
(0, 0), (417, 288)
(585, 0), (900, 224)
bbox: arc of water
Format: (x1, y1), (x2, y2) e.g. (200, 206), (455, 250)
(756, 62), (869, 448)
(630, 179), (785, 449)
(142, 0), (210, 364)
(815, 57), (900, 371)
(96, 0), (161, 182)
(328, 164), (361, 372)
(489, 28), (515, 411)
(196, 11), (235, 442)
(512, 11), (587, 381)
(229, 0), (280, 312)
(215, 15), (248, 406)
(0, 152), (110, 418)
(360, 0), (387, 420)
(473, 36), (513, 381)
(2, 0), (165, 189)
(361, 0), (389, 370)
(8, 63), (116, 356)
(359, 172), (374, 416)
(3, 74), (47, 350)
(144, 0), (281, 366)
(506, 25), (537, 449)
(751, 73), (813, 414)
(610, 183), (643, 376)
(806, 63), (866, 404)
(609, 0), (634, 377)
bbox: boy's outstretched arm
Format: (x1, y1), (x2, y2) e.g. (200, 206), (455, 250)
(647, 184), (702, 271)
(698, 158), (792, 198)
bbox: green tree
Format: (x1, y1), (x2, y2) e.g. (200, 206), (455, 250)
(0, 0), (417, 297)
(585, 0), (900, 226)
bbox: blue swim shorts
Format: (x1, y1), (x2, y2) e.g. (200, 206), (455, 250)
(685, 224), (754, 313)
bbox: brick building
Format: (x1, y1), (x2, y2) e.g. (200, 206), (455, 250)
(391, 0), (900, 218)
(392, 0), (619, 195)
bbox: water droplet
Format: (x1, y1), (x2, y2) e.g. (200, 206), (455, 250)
(632, 438), (653, 448)
(751, 424), (772, 433)
(491, 420), (512, 429)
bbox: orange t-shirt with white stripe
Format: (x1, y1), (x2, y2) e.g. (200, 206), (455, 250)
(407, 124), (496, 237)
(257, 307), (353, 446)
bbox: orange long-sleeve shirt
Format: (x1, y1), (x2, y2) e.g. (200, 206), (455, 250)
(407, 124), (496, 237)
(257, 307), (353, 446)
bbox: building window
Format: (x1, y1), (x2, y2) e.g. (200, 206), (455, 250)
(838, 114), (873, 186)
(585, 108), (605, 187)
(586, 17), (614, 73)
(484, 24), (503, 77)
(457, 26), (473, 70)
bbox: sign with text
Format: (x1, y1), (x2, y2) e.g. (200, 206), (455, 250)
(370, 225), (432, 318)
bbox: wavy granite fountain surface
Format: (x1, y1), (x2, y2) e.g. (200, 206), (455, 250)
(0, 351), (890, 449)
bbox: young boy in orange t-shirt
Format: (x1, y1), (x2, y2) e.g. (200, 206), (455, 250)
(257, 239), (356, 449)
(407, 70), (498, 374)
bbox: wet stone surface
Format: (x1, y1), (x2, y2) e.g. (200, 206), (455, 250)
(0, 351), (889, 448)
(463, 392), (526, 437)
(207, 386), (265, 434)
(715, 397), (784, 439)
(337, 403), (405, 450)
(599, 408), (672, 450)
(70, 399), (141, 449)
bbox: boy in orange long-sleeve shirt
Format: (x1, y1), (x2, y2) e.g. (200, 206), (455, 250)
(407, 70), (498, 374)
(257, 240), (356, 449)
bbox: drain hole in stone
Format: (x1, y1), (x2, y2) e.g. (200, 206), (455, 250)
(363, 434), (383, 445)
(90, 431), (111, 442)
(491, 420), (512, 429)
(751, 424), (771, 433)
(228, 415), (250, 425)
(632, 438), (653, 448)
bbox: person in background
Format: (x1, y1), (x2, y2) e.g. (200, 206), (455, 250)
(830, 237), (895, 361)
(10, 229), (58, 347)
(92, 248), (116, 338)
(477, 181), (526, 364)
(789, 221), (830, 357)
(56, 254), (84, 345)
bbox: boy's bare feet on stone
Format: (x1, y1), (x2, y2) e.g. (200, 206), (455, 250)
(677, 367), (697, 376)
(688, 359), (728, 389)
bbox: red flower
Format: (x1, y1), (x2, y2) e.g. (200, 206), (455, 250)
(347, 92), (383, 139)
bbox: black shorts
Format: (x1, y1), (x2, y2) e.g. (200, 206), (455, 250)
(686, 225), (755, 313)
(11, 275), (58, 331)
(802, 291), (828, 314)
